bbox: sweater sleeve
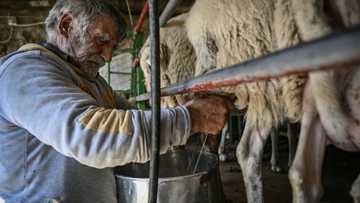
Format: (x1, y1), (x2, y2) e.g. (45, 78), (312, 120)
(0, 52), (191, 168)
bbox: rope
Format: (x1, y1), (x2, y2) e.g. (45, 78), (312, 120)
(124, 0), (134, 27)
(192, 134), (209, 174)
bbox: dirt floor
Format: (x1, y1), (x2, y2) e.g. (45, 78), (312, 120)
(219, 138), (360, 203)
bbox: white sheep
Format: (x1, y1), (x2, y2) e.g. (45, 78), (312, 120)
(186, 0), (306, 202)
(288, 0), (360, 202)
(186, 0), (360, 202)
(140, 13), (195, 108)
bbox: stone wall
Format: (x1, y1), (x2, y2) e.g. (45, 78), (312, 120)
(0, 0), (51, 56)
(0, 16), (47, 56)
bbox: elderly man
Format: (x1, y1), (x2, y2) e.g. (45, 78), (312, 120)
(0, 0), (230, 202)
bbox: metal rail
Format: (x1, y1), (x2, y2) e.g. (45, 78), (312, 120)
(148, 0), (160, 202)
(134, 1), (149, 33)
(159, 0), (183, 27)
(135, 26), (360, 101)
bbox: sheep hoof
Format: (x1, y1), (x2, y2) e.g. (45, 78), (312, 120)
(271, 165), (283, 173)
(219, 153), (227, 162)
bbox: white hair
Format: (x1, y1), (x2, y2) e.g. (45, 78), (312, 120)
(45, 0), (127, 43)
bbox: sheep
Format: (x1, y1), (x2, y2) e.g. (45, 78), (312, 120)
(140, 13), (195, 108)
(288, 0), (360, 202)
(139, 12), (297, 164)
(186, 0), (360, 202)
(186, 0), (306, 202)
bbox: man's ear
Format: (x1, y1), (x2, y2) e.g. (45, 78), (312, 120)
(58, 13), (73, 38)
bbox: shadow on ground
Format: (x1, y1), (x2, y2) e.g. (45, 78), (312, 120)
(220, 138), (360, 203)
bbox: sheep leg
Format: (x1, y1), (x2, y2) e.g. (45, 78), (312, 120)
(289, 86), (327, 203)
(351, 173), (360, 203)
(287, 122), (298, 167)
(236, 120), (271, 203)
(289, 118), (326, 203)
(270, 128), (282, 173)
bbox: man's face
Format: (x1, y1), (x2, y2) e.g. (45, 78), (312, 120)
(68, 14), (119, 77)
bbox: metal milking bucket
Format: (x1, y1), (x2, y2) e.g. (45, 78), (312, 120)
(114, 150), (225, 203)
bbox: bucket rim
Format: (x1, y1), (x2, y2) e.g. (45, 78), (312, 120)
(114, 149), (219, 182)
(114, 170), (211, 182)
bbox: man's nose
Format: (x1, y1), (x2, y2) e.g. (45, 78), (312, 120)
(102, 47), (113, 62)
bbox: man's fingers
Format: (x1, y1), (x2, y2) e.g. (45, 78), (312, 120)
(187, 95), (233, 135)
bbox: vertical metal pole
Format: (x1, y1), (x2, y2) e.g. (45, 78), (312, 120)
(148, 0), (160, 202)
(143, 0), (183, 47)
(159, 0), (183, 27)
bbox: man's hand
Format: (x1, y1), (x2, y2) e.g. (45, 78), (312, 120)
(185, 95), (233, 135)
